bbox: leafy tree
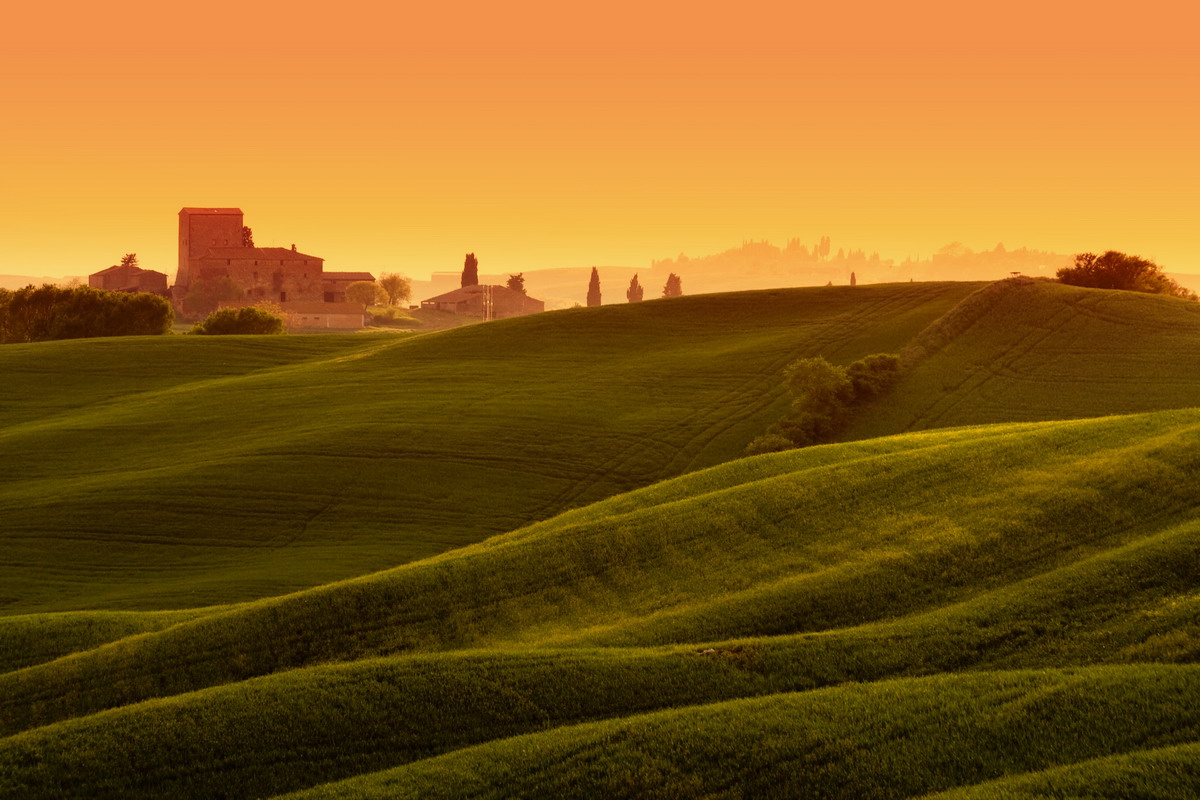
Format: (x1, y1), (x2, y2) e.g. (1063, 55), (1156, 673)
(345, 280), (387, 311)
(850, 271), (857, 287)
(462, 253), (479, 287)
(587, 267), (601, 307)
(626, 274), (644, 302)
(378, 273), (412, 306)
(190, 306), (284, 335)
(662, 272), (683, 298)
(506, 273), (526, 294)
(242, 227), (255, 247)
(1057, 251), (1196, 299)
(120, 253), (138, 269)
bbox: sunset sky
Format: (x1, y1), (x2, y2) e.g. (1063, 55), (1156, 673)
(2, 1), (1196, 281)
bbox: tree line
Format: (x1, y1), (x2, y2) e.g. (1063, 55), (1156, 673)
(0, 285), (173, 344)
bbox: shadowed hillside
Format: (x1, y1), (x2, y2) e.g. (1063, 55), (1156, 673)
(0, 283), (977, 613)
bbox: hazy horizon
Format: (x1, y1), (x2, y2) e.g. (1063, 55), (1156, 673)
(3, 2), (1196, 280)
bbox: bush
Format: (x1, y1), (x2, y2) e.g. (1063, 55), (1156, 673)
(0, 285), (172, 344)
(190, 307), (285, 335)
(747, 352), (903, 454)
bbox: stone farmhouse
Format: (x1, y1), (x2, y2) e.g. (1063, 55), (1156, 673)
(175, 208), (375, 321)
(421, 284), (545, 320)
(89, 264), (169, 295)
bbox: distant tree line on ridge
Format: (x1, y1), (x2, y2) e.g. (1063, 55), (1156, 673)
(746, 353), (902, 455)
(0, 285), (173, 344)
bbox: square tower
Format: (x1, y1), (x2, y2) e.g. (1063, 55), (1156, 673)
(178, 208), (244, 288)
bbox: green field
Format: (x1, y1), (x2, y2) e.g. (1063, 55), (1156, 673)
(1, 280), (1198, 798)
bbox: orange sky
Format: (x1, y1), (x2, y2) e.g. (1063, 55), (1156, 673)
(2, 1), (1196, 281)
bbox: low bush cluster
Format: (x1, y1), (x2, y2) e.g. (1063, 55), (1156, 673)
(0, 284), (172, 343)
(190, 306), (285, 335)
(746, 352), (901, 454)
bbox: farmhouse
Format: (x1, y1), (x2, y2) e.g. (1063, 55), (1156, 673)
(421, 284), (544, 320)
(89, 264), (169, 295)
(175, 208), (376, 307)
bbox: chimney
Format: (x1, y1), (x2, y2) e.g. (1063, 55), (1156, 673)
(291, 244), (297, 251)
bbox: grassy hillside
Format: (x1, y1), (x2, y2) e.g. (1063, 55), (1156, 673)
(845, 278), (1200, 439)
(0, 282), (977, 613)
(2, 280), (1198, 798)
(0, 410), (1197, 798)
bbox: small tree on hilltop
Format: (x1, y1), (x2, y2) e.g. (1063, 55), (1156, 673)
(506, 273), (526, 294)
(850, 271), (857, 287)
(462, 253), (479, 287)
(120, 253), (138, 269)
(241, 226), (255, 247)
(345, 280), (386, 311)
(1057, 251), (1196, 299)
(626, 274), (644, 302)
(662, 272), (683, 298)
(378, 272), (412, 306)
(587, 267), (601, 307)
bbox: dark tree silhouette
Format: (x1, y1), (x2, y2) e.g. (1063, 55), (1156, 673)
(120, 253), (138, 268)
(587, 267), (601, 307)
(626, 273), (644, 302)
(506, 273), (526, 294)
(662, 272), (683, 298)
(242, 227), (255, 247)
(850, 271), (857, 287)
(1056, 251), (1196, 299)
(462, 253), (479, 288)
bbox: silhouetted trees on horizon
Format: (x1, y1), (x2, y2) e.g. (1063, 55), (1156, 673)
(506, 273), (526, 295)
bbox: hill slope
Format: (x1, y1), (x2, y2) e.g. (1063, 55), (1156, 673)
(845, 278), (1200, 438)
(0, 283), (978, 614)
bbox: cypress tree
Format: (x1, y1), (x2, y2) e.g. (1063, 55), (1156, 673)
(462, 253), (479, 287)
(587, 267), (601, 307)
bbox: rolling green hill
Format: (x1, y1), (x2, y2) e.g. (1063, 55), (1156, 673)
(1, 280), (1198, 798)
(0, 282), (978, 614)
(846, 278), (1200, 438)
(1, 409), (1198, 798)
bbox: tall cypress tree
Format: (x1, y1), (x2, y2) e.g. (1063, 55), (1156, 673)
(587, 267), (601, 307)
(462, 253), (479, 287)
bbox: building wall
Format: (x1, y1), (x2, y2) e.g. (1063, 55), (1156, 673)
(178, 209), (243, 288)
(195, 255), (325, 303)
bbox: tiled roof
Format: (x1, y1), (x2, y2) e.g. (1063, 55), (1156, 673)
(422, 284), (531, 303)
(180, 207), (243, 214)
(201, 247), (323, 261)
